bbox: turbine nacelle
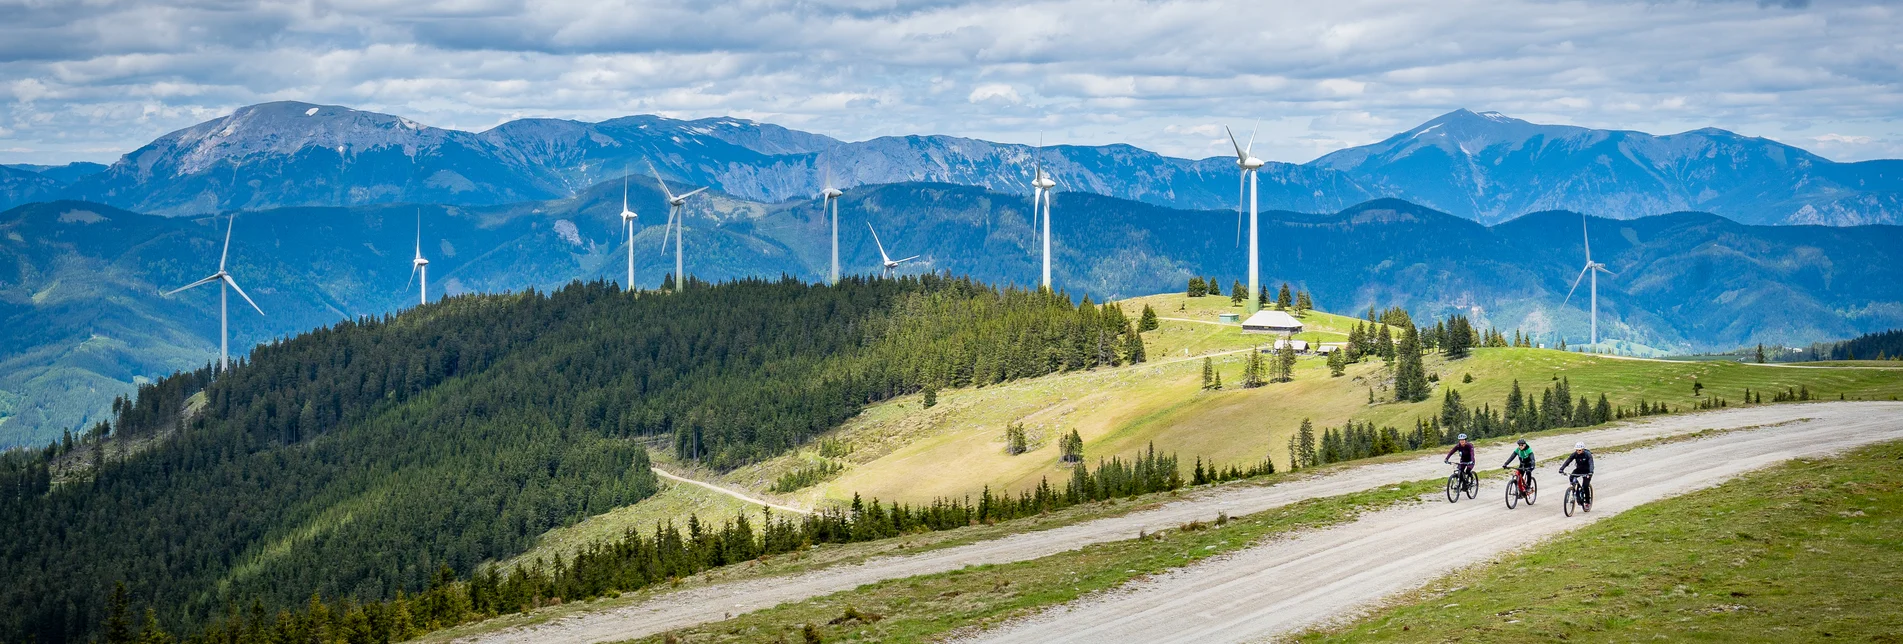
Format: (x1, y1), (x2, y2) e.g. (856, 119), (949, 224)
(620, 208), (638, 223)
(820, 187), (843, 199)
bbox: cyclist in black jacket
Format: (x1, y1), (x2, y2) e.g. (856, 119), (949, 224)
(1559, 442), (1594, 488)
(1444, 434), (1476, 477)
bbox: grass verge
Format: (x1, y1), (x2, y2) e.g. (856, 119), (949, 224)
(619, 479), (1444, 643)
(1300, 440), (1903, 642)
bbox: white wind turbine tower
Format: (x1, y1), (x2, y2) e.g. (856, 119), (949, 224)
(1227, 123), (1266, 313)
(619, 175), (639, 290)
(866, 222), (917, 278)
(1562, 213), (1616, 347)
(820, 169), (843, 285)
(1030, 140), (1057, 290)
(164, 209), (265, 374)
(406, 209), (430, 305)
(649, 160), (708, 291)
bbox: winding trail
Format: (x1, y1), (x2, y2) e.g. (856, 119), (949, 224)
(969, 403), (1903, 643)
(649, 467), (810, 516)
(459, 402), (1902, 644)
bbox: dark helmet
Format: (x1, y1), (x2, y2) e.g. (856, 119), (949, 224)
(1516, 439), (1527, 446)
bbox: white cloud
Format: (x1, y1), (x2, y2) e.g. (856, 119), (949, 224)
(967, 83), (1022, 105)
(1813, 133), (1873, 144)
(0, 0), (1898, 163)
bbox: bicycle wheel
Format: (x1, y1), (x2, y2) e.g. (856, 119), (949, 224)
(1524, 474), (1537, 505)
(1464, 472), (1478, 499)
(1446, 474), (1461, 503)
(1563, 485), (1576, 517)
(1505, 478), (1519, 509)
(1581, 483), (1593, 512)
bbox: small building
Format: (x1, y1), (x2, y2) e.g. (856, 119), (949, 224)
(1315, 343), (1345, 355)
(1270, 339), (1310, 353)
(1242, 310), (1305, 335)
(1218, 313), (1241, 323)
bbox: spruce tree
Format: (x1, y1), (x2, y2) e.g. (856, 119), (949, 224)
(103, 582), (133, 644)
(1230, 281), (1246, 306)
(1277, 283), (1293, 310)
(1201, 357), (1215, 390)
(1327, 350), (1346, 377)
(1187, 277), (1205, 297)
(1376, 324), (1395, 362)
(922, 386), (938, 408)
(1122, 322), (1147, 364)
(1138, 305), (1159, 331)
(1208, 279), (1223, 297)
(1295, 291), (1312, 316)
(1274, 344), (1297, 382)
(1393, 325), (1430, 402)
(1296, 419), (1318, 468)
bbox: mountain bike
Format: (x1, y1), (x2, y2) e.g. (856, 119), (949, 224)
(1445, 462), (1478, 502)
(1504, 466), (1537, 509)
(1563, 474), (1594, 517)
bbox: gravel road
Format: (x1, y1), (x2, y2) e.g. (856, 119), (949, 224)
(456, 402), (1902, 644)
(967, 401), (1903, 643)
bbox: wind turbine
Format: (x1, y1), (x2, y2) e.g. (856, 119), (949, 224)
(820, 169), (843, 285)
(1561, 213), (1616, 346)
(163, 209), (265, 374)
(619, 174), (638, 290)
(1227, 123), (1266, 314)
(1030, 140), (1057, 291)
(649, 160), (708, 291)
(866, 222), (917, 278)
(406, 209), (429, 305)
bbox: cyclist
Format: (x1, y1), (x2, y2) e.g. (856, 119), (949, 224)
(1444, 434), (1476, 481)
(1501, 439), (1535, 491)
(1559, 441), (1594, 502)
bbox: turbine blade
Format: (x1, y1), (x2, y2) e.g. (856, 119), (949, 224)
(678, 186), (709, 200)
(1246, 119), (1259, 155)
(897, 255), (919, 264)
(659, 208), (677, 252)
(1596, 266), (1618, 277)
(406, 264), (417, 291)
(1236, 172), (1246, 247)
(1581, 212), (1591, 261)
(1225, 126), (1246, 160)
(164, 274), (223, 297)
(623, 175), (630, 212)
(414, 209), (422, 258)
(867, 222), (890, 263)
(218, 210), (239, 271)
(223, 275), (265, 316)
(1561, 265), (1589, 308)
(646, 159), (675, 201)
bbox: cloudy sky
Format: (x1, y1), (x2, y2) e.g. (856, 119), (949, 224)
(1, 0), (1898, 165)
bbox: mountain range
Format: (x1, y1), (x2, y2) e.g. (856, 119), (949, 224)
(5, 102), (1900, 226)
(5, 178), (1901, 450)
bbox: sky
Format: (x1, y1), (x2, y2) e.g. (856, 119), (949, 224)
(1, 0), (1899, 166)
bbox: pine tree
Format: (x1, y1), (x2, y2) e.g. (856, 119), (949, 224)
(138, 608), (173, 644)
(922, 386), (938, 408)
(1060, 430), (1085, 463)
(103, 582), (134, 644)
(1274, 344), (1297, 383)
(1122, 322), (1147, 364)
(1201, 357), (1215, 390)
(1187, 277), (1206, 297)
(1276, 283), (1293, 310)
(1327, 350), (1346, 377)
(1230, 281), (1246, 306)
(1376, 324), (1395, 362)
(1138, 305), (1159, 331)
(1296, 419), (1318, 468)
(1756, 343), (1767, 364)
(1393, 325), (1430, 402)
(1208, 279), (1223, 297)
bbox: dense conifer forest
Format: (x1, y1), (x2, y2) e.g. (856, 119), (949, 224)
(0, 275), (1140, 643)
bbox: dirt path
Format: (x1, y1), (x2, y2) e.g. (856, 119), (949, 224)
(456, 403), (1901, 644)
(649, 467), (810, 515)
(968, 403), (1903, 643)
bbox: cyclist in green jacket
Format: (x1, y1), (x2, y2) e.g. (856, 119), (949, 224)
(1501, 439), (1535, 492)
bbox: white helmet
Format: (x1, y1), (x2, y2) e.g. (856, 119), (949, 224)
(1457, 434), (1468, 441)
(1575, 442), (1586, 450)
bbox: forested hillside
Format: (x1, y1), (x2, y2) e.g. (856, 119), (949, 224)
(0, 276), (1138, 643)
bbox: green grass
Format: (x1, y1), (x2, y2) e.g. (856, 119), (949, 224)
(619, 479), (1445, 644)
(1302, 440), (1903, 643)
